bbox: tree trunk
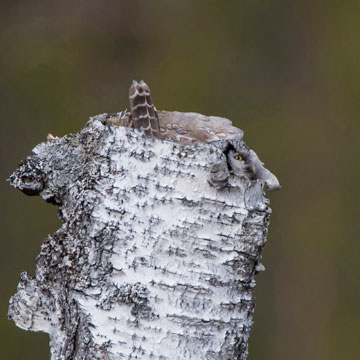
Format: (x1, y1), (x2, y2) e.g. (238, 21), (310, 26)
(8, 110), (279, 359)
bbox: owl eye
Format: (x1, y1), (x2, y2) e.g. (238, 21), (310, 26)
(233, 154), (243, 161)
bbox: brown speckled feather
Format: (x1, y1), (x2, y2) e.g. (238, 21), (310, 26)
(102, 80), (243, 145)
(129, 80), (160, 138)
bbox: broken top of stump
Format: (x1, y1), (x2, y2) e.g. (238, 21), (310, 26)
(10, 81), (280, 197)
(108, 79), (244, 145)
(105, 80), (280, 191)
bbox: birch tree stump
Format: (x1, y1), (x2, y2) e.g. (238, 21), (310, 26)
(8, 82), (280, 360)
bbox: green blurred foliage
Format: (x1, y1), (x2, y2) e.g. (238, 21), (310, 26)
(1, 1), (359, 359)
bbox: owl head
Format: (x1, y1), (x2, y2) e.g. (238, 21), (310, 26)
(209, 139), (280, 192)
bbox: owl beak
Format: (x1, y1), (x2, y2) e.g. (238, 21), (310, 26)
(264, 173), (281, 191)
(248, 150), (281, 191)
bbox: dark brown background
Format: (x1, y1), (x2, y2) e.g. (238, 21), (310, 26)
(1, 1), (359, 359)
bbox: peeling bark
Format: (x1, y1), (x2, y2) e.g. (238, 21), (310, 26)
(8, 110), (279, 359)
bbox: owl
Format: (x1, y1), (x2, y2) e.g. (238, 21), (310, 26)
(107, 80), (280, 191)
(226, 149), (280, 191)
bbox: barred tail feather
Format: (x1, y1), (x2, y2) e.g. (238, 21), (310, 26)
(129, 80), (160, 138)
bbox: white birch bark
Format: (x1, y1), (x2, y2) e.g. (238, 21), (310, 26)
(8, 111), (279, 360)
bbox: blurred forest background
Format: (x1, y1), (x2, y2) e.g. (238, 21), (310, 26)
(1, 1), (359, 359)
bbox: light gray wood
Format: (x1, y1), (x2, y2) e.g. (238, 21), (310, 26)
(8, 83), (279, 360)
